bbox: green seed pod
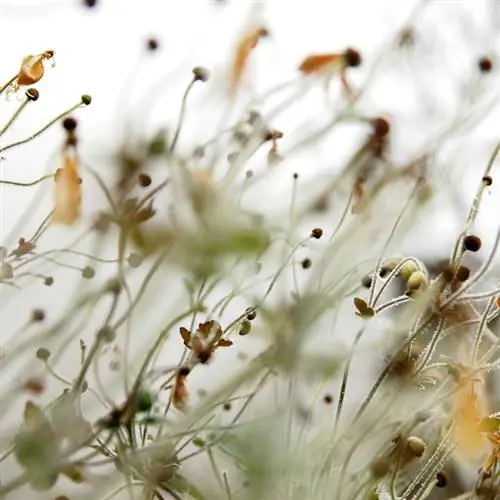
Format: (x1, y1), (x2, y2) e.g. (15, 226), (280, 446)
(136, 391), (154, 412)
(407, 271), (427, 291)
(407, 436), (426, 458)
(399, 261), (420, 282)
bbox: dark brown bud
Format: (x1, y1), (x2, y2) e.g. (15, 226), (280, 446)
(344, 48), (362, 67)
(463, 235), (482, 252)
(478, 56), (493, 73)
(310, 228), (323, 239)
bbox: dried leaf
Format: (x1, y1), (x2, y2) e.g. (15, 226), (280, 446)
(52, 149), (81, 225)
(298, 53), (342, 75)
(230, 27), (269, 96)
(217, 338), (233, 347)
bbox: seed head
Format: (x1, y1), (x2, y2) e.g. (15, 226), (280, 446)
(310, 228), (323, 239)
(25, 88), (39, 101)
(31, 309), (45, 322)
(35, 347), (51, 361)
(361, 274), (373, 288)
(136, 391), (154, 412)
(456, 265), (470, 282)
(192, 66), (210, 82)
(478, 56), (493, 73)
(223, 402), (232, 411)
(483, 175), (493, 186)
(435, 471), (447, 488)
(146, 37), (159, 52)
(323, 394), (333, 404)
(406, 436), (426, 457)
(83, 0), (98, 6)
(344, 47), (362, 67)
(138, 173), (152, 187)
(44, 276), (54, 286)
(239, 320), (252, 336)
(301, 258), (312, 269)
(62, 116), (78, 132)
(372, 117), (390, 138)
(245, 308), (257, 321)
(81, 266), (95, 279)
(407, 271), (427, 291)
(463, 234), (482, 252)
(81, 94), (92, 106)
(97, 326), (116, 343)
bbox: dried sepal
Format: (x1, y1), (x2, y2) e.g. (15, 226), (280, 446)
(172, 370), (189, 411)
(179, 327), (191, 347)
(353, 297), (374, 318)
(15, 50), (55, 90)
(52, 149), (81, 225)
(217, 338), (233, 347)
(229, 26), (269, 96)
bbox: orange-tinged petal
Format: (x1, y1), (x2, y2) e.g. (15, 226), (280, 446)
(298, 53), (342, 75)
(52, 151), (81, 225)
(17, 55), (45, 86)
(229, 27), (268, 96)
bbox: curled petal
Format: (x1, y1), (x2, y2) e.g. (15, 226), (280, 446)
(52, 150), (81, 225)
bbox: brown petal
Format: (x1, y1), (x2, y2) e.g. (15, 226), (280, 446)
(298, 53), (342, 75)
(52, 151), (81, 225)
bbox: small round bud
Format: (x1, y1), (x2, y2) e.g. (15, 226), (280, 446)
(138, 173), (152, 187)
(127, 253), (143, 268)
(463, 235), (482, 252)
(399, 261), (420, 282)
(192, 66), (210, 82)
(372, 117), (390, 138)
(293, 172), (299, 179)
(344, 47), (362, 67)
(435, 471), (447, 488)
(146, 37), (159, 51)
(81, 266), (96, 279)
(223, 402), (232, 411)
(301, 258), (312, 269)
(35, 347), (51, 361)
(31, 309), (45, 322)
(406, 436), (426, 457)
(456, 265), (470, 282)
(44, 276), (54, 286)
(239, 320), (252, 336)
(478, 56), (493, 73)
(310, 228), (323, 239)
(25, 88), (39, 101)
(83, 0), (98, 6)
(62, 117), (78, 132)
(136, 391), (154, 412)
(81, 94), (92, 106)
(323, 394), (333, 404)
(245, 308), (257, 321)
(407, 271), (427, 291)
(361, 274), (372, 288)
(483, 175), (493, 186)
(97, 326), (116, 343)
(179, 366), (191, 376)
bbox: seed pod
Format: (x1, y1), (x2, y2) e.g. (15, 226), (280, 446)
(407, 271), (427, 291)
(399, 261), (420, 282)
(406, 436), (426, 458)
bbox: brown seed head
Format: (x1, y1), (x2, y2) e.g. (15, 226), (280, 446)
(311, 228), (323, 239)
(463, 235), (482, 252)
(344, 47), (362, 67)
